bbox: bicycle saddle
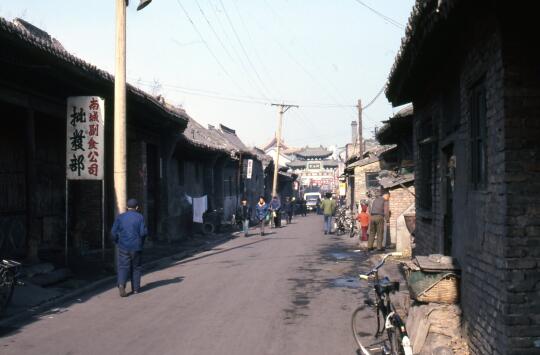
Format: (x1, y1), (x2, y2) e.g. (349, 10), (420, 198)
(376, 277), (400, 294)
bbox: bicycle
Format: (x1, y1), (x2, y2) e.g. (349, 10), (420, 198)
(351, 254), (412, 355)
(0, 259), (22, 316)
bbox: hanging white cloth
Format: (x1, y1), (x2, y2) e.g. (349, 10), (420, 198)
(185, 194), (193, 205)
(193, 195), (208, 223)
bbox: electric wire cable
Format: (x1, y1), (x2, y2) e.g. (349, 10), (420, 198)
(352, 0), (405, 29)
(192, 0), (267, 99)
(174, 0), (249, 97)
(217, 0), (274, 101)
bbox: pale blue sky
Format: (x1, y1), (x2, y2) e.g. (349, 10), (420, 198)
(0, 0), (415, 148)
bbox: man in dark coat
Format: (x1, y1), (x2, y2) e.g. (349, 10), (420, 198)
(239, 197), (252, 237)
(111, 198), (148, 297)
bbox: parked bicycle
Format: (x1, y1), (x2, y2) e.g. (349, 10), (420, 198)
(0, 259), (22, 316)
(351, 254), (412, 355)
(335, 207), (352, 236)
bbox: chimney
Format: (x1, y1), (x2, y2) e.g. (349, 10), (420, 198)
(351, 121), (358, 144)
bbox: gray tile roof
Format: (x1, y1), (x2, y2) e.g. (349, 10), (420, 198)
(386, 0), (460, 105)
(0, 17), (188, 126)
(295, 147), (333, 159)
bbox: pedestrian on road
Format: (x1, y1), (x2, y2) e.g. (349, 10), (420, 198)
(316, 197), (322, 215)
(269, 195), (281, 228)
(357, 202), (370, 242)
(239, 197), (252, 237)
(255, 196), (269, 236)
(282, 197), (292, 224)
(111, 198), (148, 297)
(321, 192), (336, 235)
(368, 190), (390, 251)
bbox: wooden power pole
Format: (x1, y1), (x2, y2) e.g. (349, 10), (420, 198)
(271, 103), (298, 197)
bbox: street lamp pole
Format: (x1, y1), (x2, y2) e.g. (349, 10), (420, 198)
(113, 0), (152, 216)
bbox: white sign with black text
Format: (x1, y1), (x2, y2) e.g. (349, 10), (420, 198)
(66, 96), (105, 180)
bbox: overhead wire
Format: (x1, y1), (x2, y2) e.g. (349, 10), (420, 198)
(361, 83), (387, 110)
(217, 0), (274, 101)
(352, 0), (405, 30)
(192, 0), (267, 99)
(259, 0), (358, 121)
(174, 0), (250, 97)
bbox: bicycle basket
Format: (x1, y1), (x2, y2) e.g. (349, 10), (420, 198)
(407, 270), (460, 304)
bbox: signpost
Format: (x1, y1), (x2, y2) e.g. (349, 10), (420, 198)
(246, 159), (253, 179)
(65, 96), (106, 263)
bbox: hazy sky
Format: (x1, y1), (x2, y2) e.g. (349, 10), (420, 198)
(0, 0), (415, 148)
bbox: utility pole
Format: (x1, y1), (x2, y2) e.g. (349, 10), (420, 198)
(114, 0), (127, 215)
(271, 103), (298, 197)
(356, 99), (363, 157)
(113, 0), (152, 215)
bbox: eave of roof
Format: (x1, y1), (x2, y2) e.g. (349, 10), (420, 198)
(376, 105), (414, 145)
(386, 0), (461, 105)
(0, 17), (188, 127)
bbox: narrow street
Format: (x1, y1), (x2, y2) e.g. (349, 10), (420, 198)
(0, 215), (376, 355)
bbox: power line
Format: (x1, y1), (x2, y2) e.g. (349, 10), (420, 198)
(133, 78), (357, 108)
(352, 0), (405, 30)
(174, 0), (248, 96)
(192, 0), (266, 99)
(260, 0), (357, 120)
(361, 83), (387, 111)
(217, 0), (274, 101)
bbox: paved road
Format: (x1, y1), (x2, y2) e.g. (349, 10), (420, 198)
(0, 214), (378, 355)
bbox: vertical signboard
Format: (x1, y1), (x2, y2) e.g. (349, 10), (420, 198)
(66, 96), (105, 180)
(246, 159), (253, 179)
(65, 96), (105, 263)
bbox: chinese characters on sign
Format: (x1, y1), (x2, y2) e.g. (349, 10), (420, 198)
(66, 97), (105, 180)
(246, 159), (253, 179)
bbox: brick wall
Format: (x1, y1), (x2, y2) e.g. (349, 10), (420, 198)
(499, 17), (540, 354)
(353, 160), (381, 204)
(388, 184), (415, 244)
(412, 12), (509, 354)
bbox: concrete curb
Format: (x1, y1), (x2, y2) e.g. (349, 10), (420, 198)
(0, 234), (232, 327)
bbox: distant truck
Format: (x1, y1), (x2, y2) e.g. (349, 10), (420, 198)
(304, 192), (322, 211)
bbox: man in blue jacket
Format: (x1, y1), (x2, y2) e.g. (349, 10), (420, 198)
(111, 198), (148, 297)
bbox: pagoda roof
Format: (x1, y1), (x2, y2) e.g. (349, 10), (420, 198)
(295, 147), (333, 159)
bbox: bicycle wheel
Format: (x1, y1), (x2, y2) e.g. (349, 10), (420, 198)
(351, 306), (371, 355)
(387, 325), (405, 355)
(0, 268), (15, 315)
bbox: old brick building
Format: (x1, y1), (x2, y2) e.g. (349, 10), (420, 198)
(386, 1), (540, 353)
(376, 105), (415, 248)
(0, 18), (188, 262)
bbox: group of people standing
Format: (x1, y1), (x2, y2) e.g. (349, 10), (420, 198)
(318, 189), (390, 252)
(356, 191), (390, 251)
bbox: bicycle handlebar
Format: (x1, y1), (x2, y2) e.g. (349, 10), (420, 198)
(359, 252), (402, 280)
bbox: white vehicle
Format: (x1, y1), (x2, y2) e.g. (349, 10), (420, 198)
(304, 192), (322, 211)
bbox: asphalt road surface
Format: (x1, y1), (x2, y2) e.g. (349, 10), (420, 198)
(0, 214), (379, 355)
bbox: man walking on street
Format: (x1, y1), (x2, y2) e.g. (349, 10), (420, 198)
(321, 192), (336, 235)
(255, 196), (269, 236)
(283, 197), (293, 224)
(269, 195), (281, 228)
(111, 198), (148, 297)
(368, 190), (390, 251)
(239, 197), (252, 237)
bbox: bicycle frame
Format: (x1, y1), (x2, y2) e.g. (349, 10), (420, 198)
(353, 254), (412, 355)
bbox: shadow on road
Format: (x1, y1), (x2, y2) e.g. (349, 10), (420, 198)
(140, 276), (184, 293)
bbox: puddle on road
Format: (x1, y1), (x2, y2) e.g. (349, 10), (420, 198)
(328, 252), (359, 260)
(332, 277), (361, 288)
